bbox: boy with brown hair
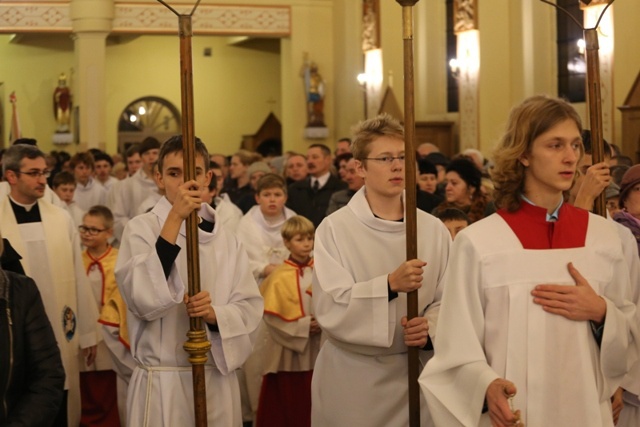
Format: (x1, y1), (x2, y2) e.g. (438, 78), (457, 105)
(69, 152), (107, 210)
(256, 215), (321, 427)
(52, 170), (85, 227)
(115, 135), (263, 426)
(236, 173), (297, 282)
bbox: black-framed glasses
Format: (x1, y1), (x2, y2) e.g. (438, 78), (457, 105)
(78, 225), (106, 235)
(16, 169), (51, 178)
(363, 155), (406, 165)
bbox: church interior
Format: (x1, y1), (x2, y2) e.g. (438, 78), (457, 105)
(1, 0), (640, 160)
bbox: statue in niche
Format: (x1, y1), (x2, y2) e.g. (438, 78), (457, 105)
(53, 73), (72, 133)
(301, 53), (326, 127)
(454, 0), (477, 34)
(362, 0), (380, 52)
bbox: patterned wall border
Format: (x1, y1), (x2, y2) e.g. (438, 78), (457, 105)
(0, 2), (291, 36)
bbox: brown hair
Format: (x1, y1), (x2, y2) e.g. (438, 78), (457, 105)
(85, 205), (114, 230)
(351, 113), (404, 161)
(256, 173), (287, 195)
(491, 95), (583, 212)
(233, 149), (262, 166)
(69, 152), (95, 170)
(52, 171), (76, 189)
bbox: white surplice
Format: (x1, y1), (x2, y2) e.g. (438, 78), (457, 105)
(420, 213), (638, 427)
(311, 187), (451, 427)
(111, 169), (158, 241)
(115, 197), (263, 427)
(214, 194), (243, 235)
(73, 176), (107, 211)
(235, 205), (296, 282)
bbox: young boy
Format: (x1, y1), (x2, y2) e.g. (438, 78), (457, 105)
(236, 173), (297, 282)
(421, 96), (637, 427)
(234, 172), (296, 424)
(115, 135), (263, 426)
(311, 113), (451, 426)
(435, 207), (470, 240)
(78, 205), (122, 426)
(255, 215), (321, 427)
(52, 171), (85, 227)
(69, 152), (107, 211)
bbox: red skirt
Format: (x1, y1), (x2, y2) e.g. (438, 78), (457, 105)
(256, 371), (313, 427)
(79, 370), (120, 427)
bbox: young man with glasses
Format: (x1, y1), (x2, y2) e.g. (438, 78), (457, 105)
(0, 144), (100, 427)
(311, 113), (451, 426)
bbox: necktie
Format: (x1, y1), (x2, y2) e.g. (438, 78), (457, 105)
(312, 179), (320, 193)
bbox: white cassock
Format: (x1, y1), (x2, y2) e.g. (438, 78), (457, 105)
(62, 200), (86, 228)
(420, 212), (638, 427)
(115, 197), (263, 427)
(111, 169), (158, 241)
(235, 205), (297, 283)
(214, 194), (243, 235)
(616, 222), (640, 427)
(99, 175), (119, 192)
(73, 177), (107, 211)
(0, 196), (100, 427)
(311, 188), (451, 427)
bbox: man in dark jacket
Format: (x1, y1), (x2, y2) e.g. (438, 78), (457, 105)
(0, 236), (65, 427)
(286, 144), (347, 227)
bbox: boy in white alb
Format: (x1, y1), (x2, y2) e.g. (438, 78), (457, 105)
(421, 96), (638, 427)
(52, 170), (86, 227)
(115, 136), (263, 426)
(311, 114), (451, 426)
(70, 152), (107, 211)
(236, 173), (297, 283)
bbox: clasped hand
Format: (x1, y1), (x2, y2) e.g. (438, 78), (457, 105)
(184, 291), (217, 325)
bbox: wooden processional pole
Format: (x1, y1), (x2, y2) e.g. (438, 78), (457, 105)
(396, 1), (420, 426)
(157, 1), (210, 426)
(540, 0), (615, 218)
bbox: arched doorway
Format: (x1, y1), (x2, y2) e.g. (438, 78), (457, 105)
(117, 96), (181, 153)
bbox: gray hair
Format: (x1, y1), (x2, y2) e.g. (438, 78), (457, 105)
(2, 144), (45, 175)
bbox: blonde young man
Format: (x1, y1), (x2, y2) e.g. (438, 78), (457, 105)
(311, 113), (451, 426)
(421, 96), (638, 427)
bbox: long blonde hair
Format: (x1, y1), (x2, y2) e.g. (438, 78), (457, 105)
(491, 95), (583, 212)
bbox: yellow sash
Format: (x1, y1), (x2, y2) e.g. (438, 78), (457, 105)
(260, 259), (313, 322)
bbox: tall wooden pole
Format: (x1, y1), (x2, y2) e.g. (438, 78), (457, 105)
(156, 2), (210, 426)
(584, 27), (606, 217)
(396, 1), (420, 426)
(539, 0), (615, 218)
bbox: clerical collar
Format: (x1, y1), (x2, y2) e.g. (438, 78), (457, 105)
(520, 194), (563, 222)
(8, 197), (42, 224)
(311, 171), (330, 190)
(9, 196), (37, 212)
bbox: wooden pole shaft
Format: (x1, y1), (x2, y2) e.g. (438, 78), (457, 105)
(397, 2), (420, 426)
(177, 14), (211, 427)
(584, 28), (606, 218)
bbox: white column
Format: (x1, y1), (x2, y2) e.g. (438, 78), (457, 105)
(70, 0), (114, 151)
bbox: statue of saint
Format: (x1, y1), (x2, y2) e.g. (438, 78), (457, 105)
(301, 54), (326, 127)
(53, 73), (71, 133)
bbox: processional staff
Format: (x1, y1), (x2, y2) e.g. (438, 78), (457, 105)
(395, 1), (421, 426)
(156, 1), (211, 426)
(539, 0), (616, 218)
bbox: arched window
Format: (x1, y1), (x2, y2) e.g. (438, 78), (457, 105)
(117, 96), (181, 152)
(556, 0), (585, 102)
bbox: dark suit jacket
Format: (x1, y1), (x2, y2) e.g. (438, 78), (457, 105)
(286, 175), (347, 227)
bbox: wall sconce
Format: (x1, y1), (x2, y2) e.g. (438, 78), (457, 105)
(357, 73), (369, 87)
(577, 38), (586, 55)
(449, 58), (460, 79)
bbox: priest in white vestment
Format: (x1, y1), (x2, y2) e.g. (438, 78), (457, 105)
(1, 144), (100, 427)
(421, 96), (638, 427)
(311, 114), (451, 427)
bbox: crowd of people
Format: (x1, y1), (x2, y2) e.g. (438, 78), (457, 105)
(0, 94), (639, 427)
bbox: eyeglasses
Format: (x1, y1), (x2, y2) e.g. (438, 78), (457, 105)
(363, 155), (406, 165)
(16, 169), (51, 178)
(78, 225), (106, 235)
